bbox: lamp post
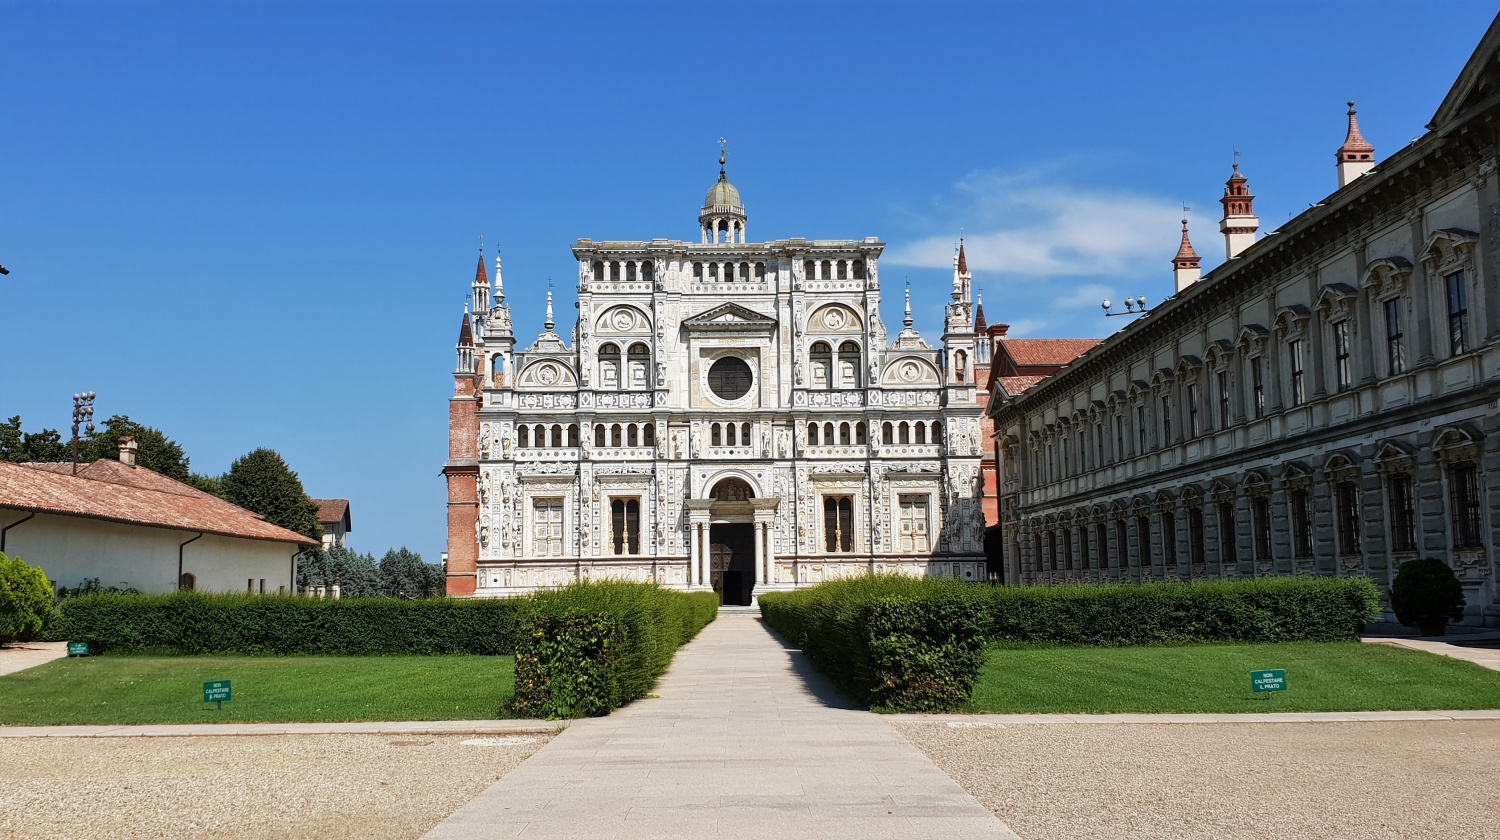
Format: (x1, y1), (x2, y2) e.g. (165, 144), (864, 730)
(1102, 296), (1149, 318)
(70, 391), (96, 475)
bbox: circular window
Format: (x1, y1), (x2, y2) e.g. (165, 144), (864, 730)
(707, 357), (753, 401)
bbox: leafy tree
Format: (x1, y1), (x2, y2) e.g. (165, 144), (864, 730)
(378, 547), (445, 599)
(0, 552), (55, 642)
(220, 448), (321, 541)
(185, 472), (226, 498)
(0, 417), (22, 463)
(1391, 558), (1466, 636)
(298, 545), (381, 598)
(84, 415), (191, 481)
(0, 416), (69, 463)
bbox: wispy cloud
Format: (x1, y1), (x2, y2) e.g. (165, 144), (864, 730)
(886, 168), (1189, 283)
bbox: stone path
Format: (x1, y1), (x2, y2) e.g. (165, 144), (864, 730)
(0, 642), (67, 677)
(423, 614), (1021, 839)
(0, 720), (559, 738)
(1364, 636), (1500, 672)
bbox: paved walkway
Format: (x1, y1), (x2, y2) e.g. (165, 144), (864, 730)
(0, 642), (68, 677)
(1365, 636), (1500, 672)
(424, 614), (1021, 839)
(0, 719), (560, 738)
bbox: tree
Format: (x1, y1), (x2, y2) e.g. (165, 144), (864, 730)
(185, 472), (226, 498)
(0, 552), (55, 642)
(378, 547), (444, 598)
(220, 448), (322, 541)
(84, 415), (191, 481)
(1391, 558), (1466, 636)
(0, 417), (69, 463)
(298, 545), (381, 597)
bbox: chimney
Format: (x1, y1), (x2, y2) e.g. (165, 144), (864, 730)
(118, 435), (138, 468)
(1172, 218), (1202, 292)
(1219, 161), (1259, 259)
(1336, 101), (1375, 188)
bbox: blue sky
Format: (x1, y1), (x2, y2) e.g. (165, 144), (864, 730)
(3, 1), (1493, 563)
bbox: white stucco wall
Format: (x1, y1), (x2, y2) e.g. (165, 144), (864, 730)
(0, 510), (298, 594)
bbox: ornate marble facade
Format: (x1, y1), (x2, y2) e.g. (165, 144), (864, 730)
(444, 161), (985, 601)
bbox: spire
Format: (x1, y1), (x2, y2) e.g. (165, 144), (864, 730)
(458, 307), (473, 346)
(1219, 158), (1259, 260)
(493, 251), (504, 303)
(903, 283), (913, 329)
(471, 247), (491, 315)
(973, 292), (987, 332)
(1336, 100), (1376, 188)
(957, 239), (968, 275)
(544, 286), (555, 331)
(1173, 219), (1203, 292)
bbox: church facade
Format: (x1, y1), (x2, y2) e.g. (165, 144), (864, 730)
(443, 159), (986, 601)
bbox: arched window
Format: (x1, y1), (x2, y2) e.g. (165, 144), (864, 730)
(568, 424), (579, 447)
(551, 424), (563, 448)
(712, 423), (723, 447)
(627, 343), (650, 389)
(179, 572), (196, 591)
(821, 260), (832, 280)
(490, 354), (504, 384)
(643, 424), (655, 447)
(823, 496), (854, 553)
(610, 261), (621, 282)
(741, 423), (751, 444)
(725, 423), (737, 446)
(955, 350), (968, 384)
(811, 342), (832, 390)
(839, 422), (851, 445)
(595, 424), (606, 448)
(824, 422), (835, 443)
(931, 421), (943, 446)
(641, 261), (653, 284)
(856, 422), (867, 445)
(899, 422), (910, 445)
(611, 424), (623, 447)
(708, 262), (720, 280)
(598, 343), (621, 389)
(693, 262), (703, 280)
(519, 426), (531, 448)
(740, 262), (751, 281)
(882, 422), (893, 445)
(837, 260), (848, 280)
(592, 261), (604, 282)
(808, 422), (819, 446)
(755, 262), (766, 280)
(915, 422), (927, 444)
(804, 260), (815, 280)
(838, 341), (861, 388)
(853, 260), (865, 279)
(627, 425), (639, 447)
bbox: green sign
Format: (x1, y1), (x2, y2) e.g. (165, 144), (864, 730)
(1251, 669), (1287, 693)
(203, 680), (232, 704)
(67, 642), (89, 657)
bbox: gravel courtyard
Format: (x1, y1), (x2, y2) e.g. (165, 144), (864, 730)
(0, 733), (548, 840)
(898, 719), (1500, 840)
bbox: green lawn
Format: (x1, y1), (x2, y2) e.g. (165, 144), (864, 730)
(0, 655), (516, 725)
(967, 642), (1500, 714)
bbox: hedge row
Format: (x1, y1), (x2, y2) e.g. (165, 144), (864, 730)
(52, 591), (532, 655)
(511, 582), (719, 719)
(760, 575), (1382, 712)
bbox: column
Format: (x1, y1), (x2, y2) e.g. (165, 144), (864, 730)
(764, 523), (776, 586)
(698, 523), (710, 587)
(689, 521), (700, 586)
(753, 522), (765, 587)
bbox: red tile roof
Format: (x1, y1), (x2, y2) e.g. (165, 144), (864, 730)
(997, 375), (1049, 395)
(0, 460), (317, 546)
(1000, 338), (1101, 367)
(312, 498), (351, 530)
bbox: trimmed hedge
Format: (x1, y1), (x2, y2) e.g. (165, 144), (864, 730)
(510, 582), (718, 719)
(52, 591), (529, 655)
(760, 575), (1382, 712)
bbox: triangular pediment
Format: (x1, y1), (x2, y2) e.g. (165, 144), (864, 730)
(1430, 14), (1500, 133)
(681, 302), (778, 331)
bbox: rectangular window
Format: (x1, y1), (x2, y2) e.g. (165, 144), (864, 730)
(1135, 515), (1151, 566)
(1079, 526), (1090, 569)
(1114, 415), (1124, 460)
(247, 578), (254, 593)
(1033, 534), (1043, 572)
(1095, 422), (1105, 468)
(1336, 481), (1360, 555)
(1187, 383), (1201, 438)
(1048, 531), (1059, 571)
(1446, 271), (1468, 356)
(1252, 497), (1272, 562)
(1333, 321), (1352, 392)
(1096, 522), (1109, 569)
(1217, 501), (1237, 564)
(610, 498), (641, 555)
(898, 494), (930, 553)
(1291, 489), (1312, 558)
(1160, 396), (1171, 447)
(1161, 511), (1177, 566)
(1388, 474), (1416, 553)
(1136, 405), (1147, 453)
(1115, 520), (1127, 568)
(1217, 370), (1231, 430)
(1188, 508), (1205, 566)
(1059, 437), (1069, 479)
(1384, 298), (1406, 375)
(823, 496), (854, 553)
(1288, 339), (1306, 407)
(1062, 528), (1074, 570)
(1450, 461), (1483, 549)
(1251, 357), (1265, 418)
(533, 498), (565, 556)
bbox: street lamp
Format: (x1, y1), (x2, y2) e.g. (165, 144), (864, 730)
(1102, 296), (1149, 318)
(70, 392), (96, 475)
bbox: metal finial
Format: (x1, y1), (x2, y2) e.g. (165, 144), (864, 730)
(717, 137), (729, 171)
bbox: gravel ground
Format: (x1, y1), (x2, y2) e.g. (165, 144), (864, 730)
(897, 719), (1500, 840)
(0, 733), (548, 839)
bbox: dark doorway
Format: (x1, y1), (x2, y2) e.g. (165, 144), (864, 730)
(710, 523), (755, 606)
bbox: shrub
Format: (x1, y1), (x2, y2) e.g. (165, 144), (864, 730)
(1390, 559), (1466, 636)
(0, 552), (55, 643)
(510, 582), (717, 719)
(52, 591), (528, 655)
(761, 575), (1382, 712)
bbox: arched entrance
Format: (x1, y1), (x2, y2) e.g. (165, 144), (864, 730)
(709, 478), (756, 606)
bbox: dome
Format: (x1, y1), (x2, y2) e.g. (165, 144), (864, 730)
(703, 174), (742, 210)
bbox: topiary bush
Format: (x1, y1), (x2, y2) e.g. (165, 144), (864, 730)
(1390, 558), (1466, 636)
(509, 581), (718, 719)
(0, 552), (55, 643)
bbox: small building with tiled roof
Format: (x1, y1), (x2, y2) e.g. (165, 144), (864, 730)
(312, 498), (352, 549)
(0, 440), (315, 594)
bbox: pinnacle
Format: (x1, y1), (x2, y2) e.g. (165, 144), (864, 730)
(1339, 100), (1375, 155)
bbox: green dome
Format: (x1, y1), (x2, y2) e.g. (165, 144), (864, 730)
(704, 175), (742, 210)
